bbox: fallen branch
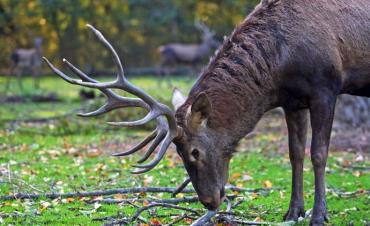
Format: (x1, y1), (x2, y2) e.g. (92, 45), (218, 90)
(0, 186), (272, 201)
(89, 194), (238, 205)
(104, 203), (201, 226)
(0, 186), (194, 201)
(88, 196), (199, 205)
(167, 214), (196, 226)
(190, 210), (217, 226)
(172, 178), (191, 197)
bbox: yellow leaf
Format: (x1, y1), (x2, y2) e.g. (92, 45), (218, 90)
(263, 180), (273, 188)
(231, 172), (241, 180)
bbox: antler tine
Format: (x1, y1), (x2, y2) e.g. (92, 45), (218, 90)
(136, 128), (167, 163)
(62, 58), (147, 117)
(195, 20), (210, 33)
(107, 110), (161, 127)
(112, 129), (157, 156)
(87, 24), (176, 131)
(43, 57), (118, 89)
(131, 132), (174, 173)
(86, 24), (125, 83)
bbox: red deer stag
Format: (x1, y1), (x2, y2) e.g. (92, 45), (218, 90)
(44, 1), (370, 225)
(158, 21), (219, 79)
(6, 37), (43, 91)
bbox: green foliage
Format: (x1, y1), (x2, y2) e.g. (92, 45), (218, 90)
(0, 0), (260, 71)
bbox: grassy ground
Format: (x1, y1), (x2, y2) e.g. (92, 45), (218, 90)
(0, 76), (369, 225)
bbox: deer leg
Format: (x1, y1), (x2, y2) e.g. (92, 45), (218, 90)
(16, 70), (23, 91)
(309, 94), (336, 226)
(5, 67), (14, 92)
(33, 67), (40, 89)
(283, 109), (308, 221)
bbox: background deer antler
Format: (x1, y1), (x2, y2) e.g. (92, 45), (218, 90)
(194, 20), (212, 34)
(43, 24), (181, 174)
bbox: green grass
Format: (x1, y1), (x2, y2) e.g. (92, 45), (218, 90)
(0, 75), (369, 225)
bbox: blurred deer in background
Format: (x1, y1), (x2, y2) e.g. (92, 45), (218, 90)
(157, 21), (219, 84)
(5, 37), (43, 91)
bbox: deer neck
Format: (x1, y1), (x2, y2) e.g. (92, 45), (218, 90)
(197, 40), (212, 58)
(35, 46), (42, 55)
(187, 29), (284, 141)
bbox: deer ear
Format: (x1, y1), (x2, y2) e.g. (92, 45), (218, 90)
(189, 92), (211, 128)
(172, 88), (187, 111)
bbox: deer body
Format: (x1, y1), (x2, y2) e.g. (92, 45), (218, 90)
(158, 22), (219, 77)
(46, 1), (370, 225)
(159, 41), (215, 64)
(6, 38), (43, 91)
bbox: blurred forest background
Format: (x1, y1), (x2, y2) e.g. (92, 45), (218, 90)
(0, 0), (259, 72)
(0, 0), (369, 132)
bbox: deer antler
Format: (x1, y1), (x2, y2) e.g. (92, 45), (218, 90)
(194, 20), (211, 34)
(43, 24), (181, 174)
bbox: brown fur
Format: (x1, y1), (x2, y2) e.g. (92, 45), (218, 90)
(174, 0), (370, 223)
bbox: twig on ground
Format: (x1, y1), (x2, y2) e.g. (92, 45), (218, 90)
(190, 210), (217, 226)
(172, 178), (191, 197)
(0, 186), (270, 201)
(3, 176), (44, 193)
(0, 186), (194, 200)
(104, 202), (201, 225)
(88, 196), (200, 205)
(327, 188), (370, 198)
(343, 165), (370, 171)
(232, 198), (245, 208)
(223, 219), (273, 225)
(131, 203), (200, 221)
(225, 197), (232, 212)
(166, 214), (192, 226)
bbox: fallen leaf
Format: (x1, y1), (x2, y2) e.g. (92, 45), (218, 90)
(40, 201), (51, 211)
(353, 171), (361, 177)
(242, 174), (253, 181)
(143, 200), (150, 206)
(150, 218), (161, 225)
(263, 180), (273, 188)
(254, 216), (262, 222)
(113, 194), (127, 199)
(230, 172), (241, 181)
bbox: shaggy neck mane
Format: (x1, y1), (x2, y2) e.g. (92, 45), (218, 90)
(177, 0), (286, 130)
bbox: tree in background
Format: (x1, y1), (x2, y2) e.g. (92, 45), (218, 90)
(0, 0), (260, 71)
(0, 0), (368, 131)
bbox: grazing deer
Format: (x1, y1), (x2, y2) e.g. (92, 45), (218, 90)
(6, 37), (43, 91)
(44, 0), (370, 225)
(158, 21), (219, 79)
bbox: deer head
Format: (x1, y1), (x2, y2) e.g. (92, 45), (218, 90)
(44, 25), (230, 211)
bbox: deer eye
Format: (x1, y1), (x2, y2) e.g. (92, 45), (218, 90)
(191, 149), (200, 160)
